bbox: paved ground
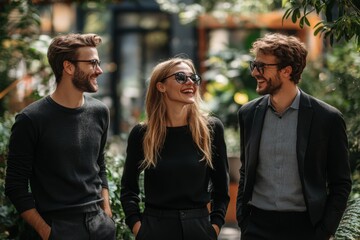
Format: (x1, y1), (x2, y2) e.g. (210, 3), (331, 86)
(218, 223), (241, 240)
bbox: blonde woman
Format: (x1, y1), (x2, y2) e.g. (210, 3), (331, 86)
(120, 57), (230, 240)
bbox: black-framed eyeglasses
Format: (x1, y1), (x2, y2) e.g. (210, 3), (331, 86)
(68, 59), (101, 69)
(249, 60), (280, 75)
(161, 71), (201, 85)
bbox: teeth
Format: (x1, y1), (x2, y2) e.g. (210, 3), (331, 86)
(182, 89), (194, 93)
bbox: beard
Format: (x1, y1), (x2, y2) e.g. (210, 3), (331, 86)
(72, 68), (98, 93)
(256, 73), (282, 95)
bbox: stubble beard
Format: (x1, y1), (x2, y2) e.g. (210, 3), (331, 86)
(72, 68), (98, 93)
(256, 74), (282, 96)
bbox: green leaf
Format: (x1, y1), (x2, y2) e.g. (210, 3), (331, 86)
(283, 8), (293, 20)
(314, 23), (325, 36)
(291, 8), (300, 23)
(314, 21), (324, 28)
(299, 16), (304, 28)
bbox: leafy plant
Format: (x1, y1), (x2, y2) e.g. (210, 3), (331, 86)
(106, 150), (133, 240)
(105, 137), (144, 240)
(0, 0), (54, 116)
(0, 113), (23, 240)
(282, 0), (360, 48)
(156, 0), (282, 24)
(336, 197), (360, 239)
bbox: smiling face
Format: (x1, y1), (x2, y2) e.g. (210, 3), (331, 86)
(157, 62), (199, 108)
(71, 47), (103, 93)
(251, 53), (283, 96)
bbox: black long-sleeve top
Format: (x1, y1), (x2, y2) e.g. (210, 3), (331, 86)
(120, 117), (230, 231)
(5, 95), (109, 214)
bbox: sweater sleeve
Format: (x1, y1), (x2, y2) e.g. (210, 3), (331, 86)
(209, 117), (230, 228)
(120, 124), (145, 231)
(98, 107), (110, 189)
(5, 113), (36, 213)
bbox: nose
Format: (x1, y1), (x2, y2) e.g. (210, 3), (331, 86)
(95, 64), (103, 74)
(186, 76), (200, 86)
(184, 76), (194, 84)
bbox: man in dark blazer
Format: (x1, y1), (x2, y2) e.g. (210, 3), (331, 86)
(236, 33), (352, 240)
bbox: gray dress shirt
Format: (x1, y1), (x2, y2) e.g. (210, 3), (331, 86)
(251, 89), (306, 211)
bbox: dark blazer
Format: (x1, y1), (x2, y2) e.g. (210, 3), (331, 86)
(236, 90), (352, 235)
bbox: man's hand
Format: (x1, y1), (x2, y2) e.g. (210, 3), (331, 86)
(101, 188), (113, 218)
(21, 208), (51, 240)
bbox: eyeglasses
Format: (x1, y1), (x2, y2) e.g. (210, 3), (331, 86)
(249, 61), (280, 75)
(161, 72), (201, 85)
(69, 59), (101, 69)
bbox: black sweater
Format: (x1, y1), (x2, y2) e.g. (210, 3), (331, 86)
(120, 117), (229, 230)
(5, 95), (109, 214)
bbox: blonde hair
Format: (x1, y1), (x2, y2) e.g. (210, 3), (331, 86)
(142, 57), (213, 169)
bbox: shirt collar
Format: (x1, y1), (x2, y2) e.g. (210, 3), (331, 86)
(267, 88), (301, 110)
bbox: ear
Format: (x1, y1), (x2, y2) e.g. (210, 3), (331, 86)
(63, 60), (75, 75)
(281, 65), (292, 78)
(156, 82), (166, 92)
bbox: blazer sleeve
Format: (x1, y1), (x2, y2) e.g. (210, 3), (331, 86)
(321, 110), (352, 235)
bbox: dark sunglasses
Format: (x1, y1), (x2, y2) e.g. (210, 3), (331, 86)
(69, 59), (101, 69)
(161, 72), (201, 85)
(249, 60), (280, 75)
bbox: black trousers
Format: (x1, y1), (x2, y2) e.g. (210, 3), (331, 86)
(240, 206), (331, 240)
(25, 204), (116, 240)
(135, 207), (218, 240)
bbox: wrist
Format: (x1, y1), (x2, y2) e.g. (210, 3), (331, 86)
(38, 225), (51, 240)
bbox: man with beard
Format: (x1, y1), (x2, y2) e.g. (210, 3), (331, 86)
(236, 33), (352, 240)
(5, 33), (115, 240)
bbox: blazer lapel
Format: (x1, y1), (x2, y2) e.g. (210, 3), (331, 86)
(247, 96), (268, 180)
(297, 91), (313, 179)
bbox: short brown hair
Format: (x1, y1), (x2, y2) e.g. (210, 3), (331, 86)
(250, 33), (308, 84)
(47, 33), (102, 83)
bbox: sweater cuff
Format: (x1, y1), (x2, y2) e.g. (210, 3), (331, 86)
(13, 198), (36, 214)
(127, 214), (141, 232)
(210, 215), (225, 229)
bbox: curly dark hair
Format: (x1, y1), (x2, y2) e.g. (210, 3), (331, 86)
(250, 33), (308, 84)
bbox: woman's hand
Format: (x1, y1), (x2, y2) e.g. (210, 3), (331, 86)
(132, 221), (141, 236)
(212, 224), (220, 236)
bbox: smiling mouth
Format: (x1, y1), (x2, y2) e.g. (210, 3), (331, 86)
(181, 89), (194, 94)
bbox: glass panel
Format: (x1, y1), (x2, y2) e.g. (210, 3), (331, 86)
(144, 31), (169, 79)
(140, 13), (170, 29)
(117, 13), (140, 28)
(118, 13), (170, 29)
(118, 33), (141, 132)
(83, 11), (110, 34)
(114, 11), (171, 134)
(117, 29), (170, 133)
